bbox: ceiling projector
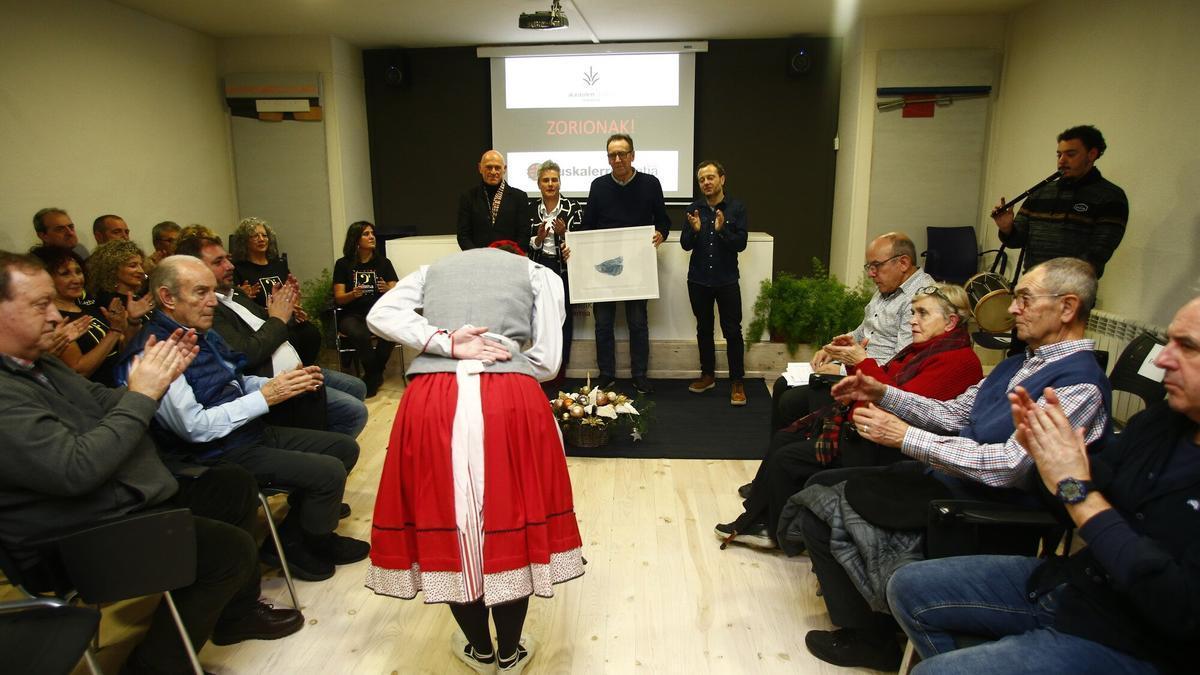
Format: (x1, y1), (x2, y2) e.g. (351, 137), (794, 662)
(519, 0), (569, 30)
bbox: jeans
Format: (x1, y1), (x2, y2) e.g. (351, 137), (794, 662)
(687, 281), (744, 379)
(323, 368), (368, 438)
(593, 299), (649, 379)
(887, 555), (1157, 674)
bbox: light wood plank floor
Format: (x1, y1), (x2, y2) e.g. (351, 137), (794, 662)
(56, 376), (891, 675)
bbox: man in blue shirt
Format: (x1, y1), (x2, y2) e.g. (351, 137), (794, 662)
(581, 133), (671, 394)
(681, 160), (749, 405)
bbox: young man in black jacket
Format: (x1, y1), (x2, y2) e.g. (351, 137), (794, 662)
(887, 296), (1200, 674)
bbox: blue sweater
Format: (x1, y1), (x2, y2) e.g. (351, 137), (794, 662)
(120, 312), (265, 460)
(581, 171), (671, 238)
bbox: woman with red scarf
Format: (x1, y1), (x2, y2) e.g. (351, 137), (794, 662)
(716, 283), (982, 549)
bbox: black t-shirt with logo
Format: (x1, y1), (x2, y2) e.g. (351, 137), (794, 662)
(333, 255), (398, 316)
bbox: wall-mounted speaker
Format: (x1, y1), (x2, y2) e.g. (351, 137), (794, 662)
(787, 45), (813, 78)
(382, 50), (409, 88)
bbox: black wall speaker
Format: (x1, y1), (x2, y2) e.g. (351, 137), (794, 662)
(787, 45), (813, 78)
(383, 50), (409, 88)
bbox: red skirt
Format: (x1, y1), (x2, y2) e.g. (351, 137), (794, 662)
(365, 371), (584, 605)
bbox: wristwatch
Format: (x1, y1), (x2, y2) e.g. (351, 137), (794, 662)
(1055, 477), (1095, 505)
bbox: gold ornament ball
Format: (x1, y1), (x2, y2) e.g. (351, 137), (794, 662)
(596, 392), (610, 406)
(561, 412), (570, 421)
(551, 399), (562, 410)
(569, 404), (585, 418)
(608, 391), (618, 401)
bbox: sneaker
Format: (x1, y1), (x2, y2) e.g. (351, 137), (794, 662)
(307, 532), (371, 565)
(688, 374), (716, 393)
(737, 482), (753, 499)
(730, 380), (747, 406)
(714, 521), (776, 550)
(450, 631), (496, 674)
(260, 540), (334, 582)
(804, 628), (901, 671)
(498, 635), (538, 674)
(632, 376), (655, 394)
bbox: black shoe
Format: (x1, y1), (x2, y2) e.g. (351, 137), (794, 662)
(309, 532), (371, 565)
(804, 628), (901, 670)
(737, 482), (753, 499)
(363, 372), (382, 398)
(339, 502), (352, 519)
(211, 601), (304, 645)
(260, 540), (334, 582)
(632, 376), (654, 394)
(714, 520), (776, 549)
(597, 375), (617, 391)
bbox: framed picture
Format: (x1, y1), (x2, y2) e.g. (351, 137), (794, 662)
(566, 226), (660, 303)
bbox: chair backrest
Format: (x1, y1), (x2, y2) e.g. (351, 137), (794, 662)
(921, 226), (979, 285)
(1109, 331), (1168, 411)
(54, 508), (197, 604)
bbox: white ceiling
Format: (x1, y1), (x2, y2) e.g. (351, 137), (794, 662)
(111, 0), (1032, 49)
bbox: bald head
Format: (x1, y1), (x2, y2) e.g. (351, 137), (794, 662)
(1157, 296), (1200, 423)
(479, 150), (506, 187)
(149, 255), (218, 331)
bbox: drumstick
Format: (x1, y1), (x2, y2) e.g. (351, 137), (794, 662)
(991, 170), (1064, 218)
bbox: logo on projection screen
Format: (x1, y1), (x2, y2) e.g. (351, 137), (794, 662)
(505, 54), (678, 109)
(508, 150), (678, 195)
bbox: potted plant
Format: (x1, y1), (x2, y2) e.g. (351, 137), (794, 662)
(299, 268), (335, 348)
(745, 258), (873, 355)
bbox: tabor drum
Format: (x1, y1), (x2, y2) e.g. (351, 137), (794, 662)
(966, 272), (1014, 333)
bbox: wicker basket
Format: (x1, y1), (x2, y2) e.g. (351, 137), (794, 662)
(563, 422), (610, 448)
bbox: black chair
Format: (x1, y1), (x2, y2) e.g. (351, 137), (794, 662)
(0, 508), (204, 675)
(1109, 332), (1167, 426)
(0, 597), (101, 675)
(920, 226), (1006, 286)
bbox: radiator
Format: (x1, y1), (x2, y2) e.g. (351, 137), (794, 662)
(1086, 309), (1165, 424)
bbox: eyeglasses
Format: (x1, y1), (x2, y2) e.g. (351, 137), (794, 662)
(248, 232), (269, 240)
(916, 286), (951, 303)
(606, 151), (631, 160)
(1011, 291), (1065, 310)
(863, 254), (901, 273)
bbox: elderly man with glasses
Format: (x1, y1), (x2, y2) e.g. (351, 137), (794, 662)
(795, 256), (1112, 670)
(770, 232), (934, 433)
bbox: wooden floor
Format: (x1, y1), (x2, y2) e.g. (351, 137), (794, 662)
(60, 375), (890, 675)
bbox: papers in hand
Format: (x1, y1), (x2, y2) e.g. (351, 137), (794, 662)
(782, 362), (814, 387)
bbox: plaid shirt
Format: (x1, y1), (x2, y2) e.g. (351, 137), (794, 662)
(880, 338), (1107, 488)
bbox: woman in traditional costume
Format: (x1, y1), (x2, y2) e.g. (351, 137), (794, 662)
(365, 241), (584, 673)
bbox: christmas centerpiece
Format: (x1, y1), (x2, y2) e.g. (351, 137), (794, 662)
(550, 375), (649, 448)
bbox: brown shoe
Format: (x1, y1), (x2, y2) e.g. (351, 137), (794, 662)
(730, 381), (747, 406)
(688, 374), (716, 393)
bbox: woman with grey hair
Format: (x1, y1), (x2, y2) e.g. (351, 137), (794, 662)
(528, 159), (583, 382)
(231, 216), (291, 307)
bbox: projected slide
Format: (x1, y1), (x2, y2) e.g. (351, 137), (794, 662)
(489, 49), (696, 199)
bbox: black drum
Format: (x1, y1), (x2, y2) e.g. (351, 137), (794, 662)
(966, 272), (1014, 333)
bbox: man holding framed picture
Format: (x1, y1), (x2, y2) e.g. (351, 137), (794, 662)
(580, 134), (671, 394)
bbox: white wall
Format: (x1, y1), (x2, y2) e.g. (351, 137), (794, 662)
(218, 36), (375, 269)
(828, 14), (1007, 283)
(981, 0), (1200, 325)
(0, 0), (237, 254)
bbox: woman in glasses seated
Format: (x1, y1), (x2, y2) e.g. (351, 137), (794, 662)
(230, 216), (291, 307)
(715, 283), (982, 549)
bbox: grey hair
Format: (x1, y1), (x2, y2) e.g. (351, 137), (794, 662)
(148, 254), (203, 305)
(1033, 257), (1098, 322)
(916, 282), (971, 326)
(537, 160), (561, 179)
(152, 220), (181, 241)
(879, 232), (918, 266)
(230, 216), (280, 262)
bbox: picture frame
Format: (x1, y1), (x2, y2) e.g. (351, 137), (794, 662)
(565, 225), (660, 303)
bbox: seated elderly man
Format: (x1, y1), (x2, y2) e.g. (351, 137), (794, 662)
(888, 296), (1200, 675)
(117, 255), (369, 582)
(794, 257), (1112, 670)
(0, 251), (302, 675)
(174, 230), (368, 438)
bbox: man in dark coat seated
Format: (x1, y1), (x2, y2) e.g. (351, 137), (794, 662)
(887, 296), (1200, 674)
(0, 250), (302, 675)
